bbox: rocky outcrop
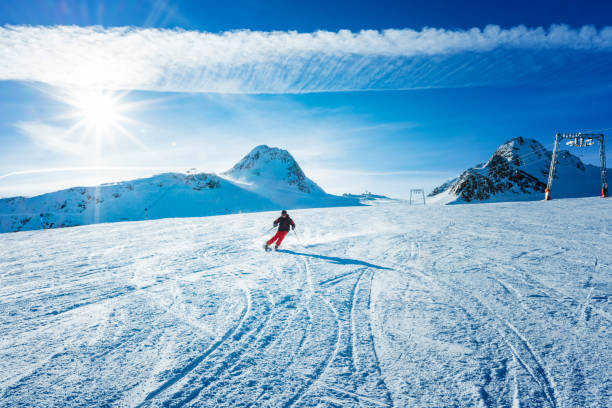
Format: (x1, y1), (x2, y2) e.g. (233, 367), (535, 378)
(431, 136), (596, 203)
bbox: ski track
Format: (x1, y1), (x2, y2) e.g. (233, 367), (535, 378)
(475, 294), (558, 408)
(383, 239), (561, 407)
(1, 199), (610, 407)
(283, 255), (342, 408)
(365, 270), (394, 406)
(440, 265), (558, 407)
(146, 286), (275, 407)
(136, 284), (251, 407)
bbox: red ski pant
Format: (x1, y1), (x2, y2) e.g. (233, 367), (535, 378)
(267, 230), (289, 247)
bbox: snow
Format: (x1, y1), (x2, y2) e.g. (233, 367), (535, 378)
(430, 137), (609, 204)
(0, 173), (278, 233)
(222, 145), (352, 209)
(0, 146), (360, 233)
(1, 198), (610, 407)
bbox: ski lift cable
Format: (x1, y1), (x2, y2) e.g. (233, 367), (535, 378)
(455, 145), (553, 179)
(461, 144), (584, 182)
(486, 137), (595, 170)
(476, 139), (558, 170)
(467, 150), (572, 179)
(582, 127), (612, 133)
(465, 134), (606, 183)
(462, 140), (558, 177)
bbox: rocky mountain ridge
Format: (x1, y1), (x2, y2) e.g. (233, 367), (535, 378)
(430, 136), (607, 203)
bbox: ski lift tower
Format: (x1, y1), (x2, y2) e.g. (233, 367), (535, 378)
(410, 189), (426, 205)
(545, 132), (607, 200)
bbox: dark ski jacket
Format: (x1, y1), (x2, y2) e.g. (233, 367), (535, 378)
(274, 216), (295, 232)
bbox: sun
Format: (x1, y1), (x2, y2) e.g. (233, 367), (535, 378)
(51, 88), (151, 154)
(74, 91), (121, 130)
(46, 87), (159, 156)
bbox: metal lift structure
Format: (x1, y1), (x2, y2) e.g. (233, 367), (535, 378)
(410, 189), (426, 205)
(545, 133), (608, 200)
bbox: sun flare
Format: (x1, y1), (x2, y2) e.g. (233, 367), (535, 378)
(52, 88), (150, 155)
(76, 92), (120, 129)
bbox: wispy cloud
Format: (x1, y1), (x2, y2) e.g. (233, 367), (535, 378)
(1, 24), (611, 92)
(0, 166), (176, 181)
(15, 122), (88, 156)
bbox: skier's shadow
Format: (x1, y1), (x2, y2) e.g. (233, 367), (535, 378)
(278, 249), (391, 270)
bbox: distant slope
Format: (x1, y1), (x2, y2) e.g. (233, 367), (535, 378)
(341, 193), (392, 202)
(429, 137), (609, 204)
(0, 146), (360, 233)
(0, 173), (277, 233)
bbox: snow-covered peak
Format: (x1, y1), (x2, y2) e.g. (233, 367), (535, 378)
(223, 145), (325, 195)
(0, 145), (361, 233)
(489, 137), (549, 166)
(430, 136), (604, 203)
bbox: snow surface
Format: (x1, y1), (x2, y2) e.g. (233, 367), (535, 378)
(0, 146), (360, 233)
(1, 198), (610, 407)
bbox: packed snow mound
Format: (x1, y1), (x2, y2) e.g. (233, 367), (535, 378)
(0, 146), (361, 233)
(223, 145), (325, 195)
(429, 136), (608, 203)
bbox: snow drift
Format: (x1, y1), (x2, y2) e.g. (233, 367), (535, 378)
(429, 136), (609, 203)
(0, 145), (360, 233)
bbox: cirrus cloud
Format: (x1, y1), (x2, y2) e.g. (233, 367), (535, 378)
(1, 24), (611, 92)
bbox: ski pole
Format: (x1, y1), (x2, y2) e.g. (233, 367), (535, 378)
(292, 229), (305, 248)
(251, 225), (276, 245)
(261, 226), (275, 236)
(257, 226), (275, 238)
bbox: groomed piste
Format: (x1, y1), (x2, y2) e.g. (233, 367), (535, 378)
(1, 197), (610, 407)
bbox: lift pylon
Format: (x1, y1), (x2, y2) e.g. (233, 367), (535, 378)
(410, 189), (426, 205)
(545, 132), (607, 200)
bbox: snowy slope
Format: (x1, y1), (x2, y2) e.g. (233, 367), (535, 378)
(0, 146), (359, 233)
(341, 192), (392, 202)
(1, 198), (610, 407)
(0, 172), (277, 233)
(430, 137), (608, 203)
(222, 145), (355, 209)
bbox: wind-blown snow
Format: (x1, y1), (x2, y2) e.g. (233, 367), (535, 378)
(1, 198), (610, 407)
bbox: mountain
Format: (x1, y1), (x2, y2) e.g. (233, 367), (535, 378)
(429, 137), (608, 204)
(222, 145), (353, 208)
(223, 145), (324, 195)
(0, 173), (276, 233)
(0, 146), (360, 233)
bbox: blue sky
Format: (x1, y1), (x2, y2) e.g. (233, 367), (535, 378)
(1, 0), (611, 198)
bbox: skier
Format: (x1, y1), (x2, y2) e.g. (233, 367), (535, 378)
(265, 210), (295, 251)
